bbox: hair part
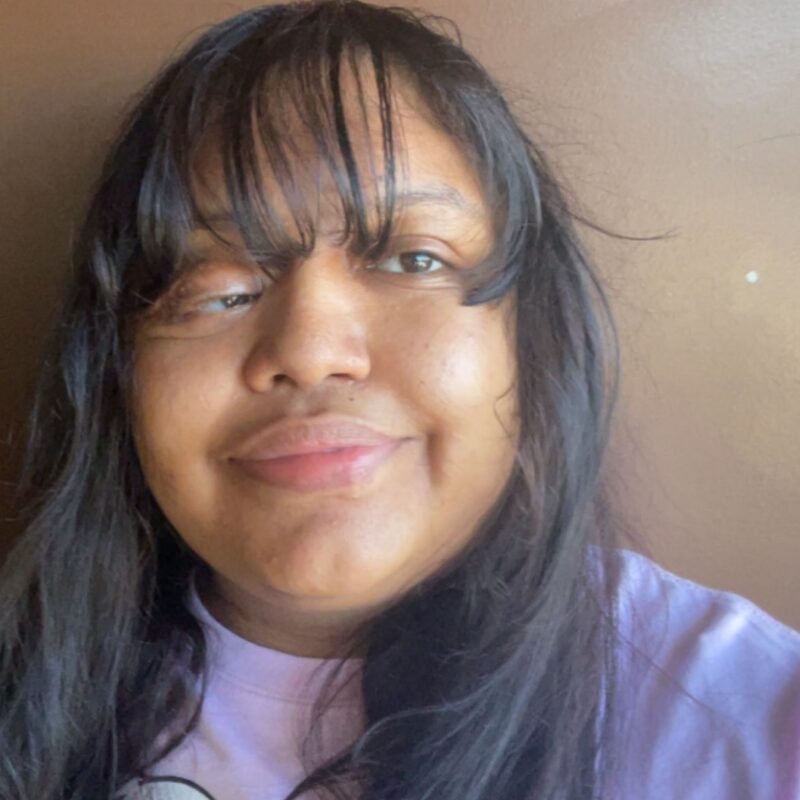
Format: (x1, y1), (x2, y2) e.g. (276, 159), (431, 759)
(1, 2), (624, 799)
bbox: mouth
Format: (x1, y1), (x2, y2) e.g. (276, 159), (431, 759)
(230, 439), (405, 492)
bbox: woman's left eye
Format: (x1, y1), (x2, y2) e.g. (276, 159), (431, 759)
(368, 251), (448, 274)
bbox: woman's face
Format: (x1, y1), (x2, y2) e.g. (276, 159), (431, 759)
(131, 75), (519, 655)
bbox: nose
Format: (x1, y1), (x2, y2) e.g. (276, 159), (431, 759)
(241, 248), (372, 393)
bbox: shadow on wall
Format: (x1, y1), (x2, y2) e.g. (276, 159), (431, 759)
(1, 99), (126, 548)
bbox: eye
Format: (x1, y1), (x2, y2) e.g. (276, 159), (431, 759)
(195, 292), (262, 313)
(368, 251), (449, 274)
(153, 260), (266, 323)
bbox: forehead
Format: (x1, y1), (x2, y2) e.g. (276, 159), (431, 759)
(189, 62), (493, 243)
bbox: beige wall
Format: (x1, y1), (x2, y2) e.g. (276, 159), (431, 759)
(1, 1), (797, 628)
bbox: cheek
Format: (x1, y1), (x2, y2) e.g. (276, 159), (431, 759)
(130, 340), (236, 489)
(389, 299), (517, 421)
(378, 298), (519, 489)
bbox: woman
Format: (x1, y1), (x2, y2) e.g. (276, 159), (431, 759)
(1, 2), (797, 799)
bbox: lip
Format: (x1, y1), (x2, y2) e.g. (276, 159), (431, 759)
(229, 415), (407, 492)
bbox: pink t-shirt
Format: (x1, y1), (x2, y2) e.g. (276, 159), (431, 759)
(121, 549), (800, 799)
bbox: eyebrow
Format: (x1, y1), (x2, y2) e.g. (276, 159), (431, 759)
(193, 181), (488, 231)
(388, 182), (487, 220)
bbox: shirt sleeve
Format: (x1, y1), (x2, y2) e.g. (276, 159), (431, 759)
(611, 549), (800, 800)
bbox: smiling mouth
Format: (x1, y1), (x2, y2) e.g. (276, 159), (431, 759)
(230, 439), (405, 492)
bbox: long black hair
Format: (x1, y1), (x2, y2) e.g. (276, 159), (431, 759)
(1, 2), (625, 798)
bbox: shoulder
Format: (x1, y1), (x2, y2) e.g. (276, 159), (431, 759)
(608, 548), (800, 799)
(612, 547), (800, 675)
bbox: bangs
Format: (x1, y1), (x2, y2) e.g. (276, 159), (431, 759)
(122, 3), (532, 315)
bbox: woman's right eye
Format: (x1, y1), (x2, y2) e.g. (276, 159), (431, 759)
(193, 292), (262, 314)
(150, 260), (266, 325)
(158, 288), (262, 324)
